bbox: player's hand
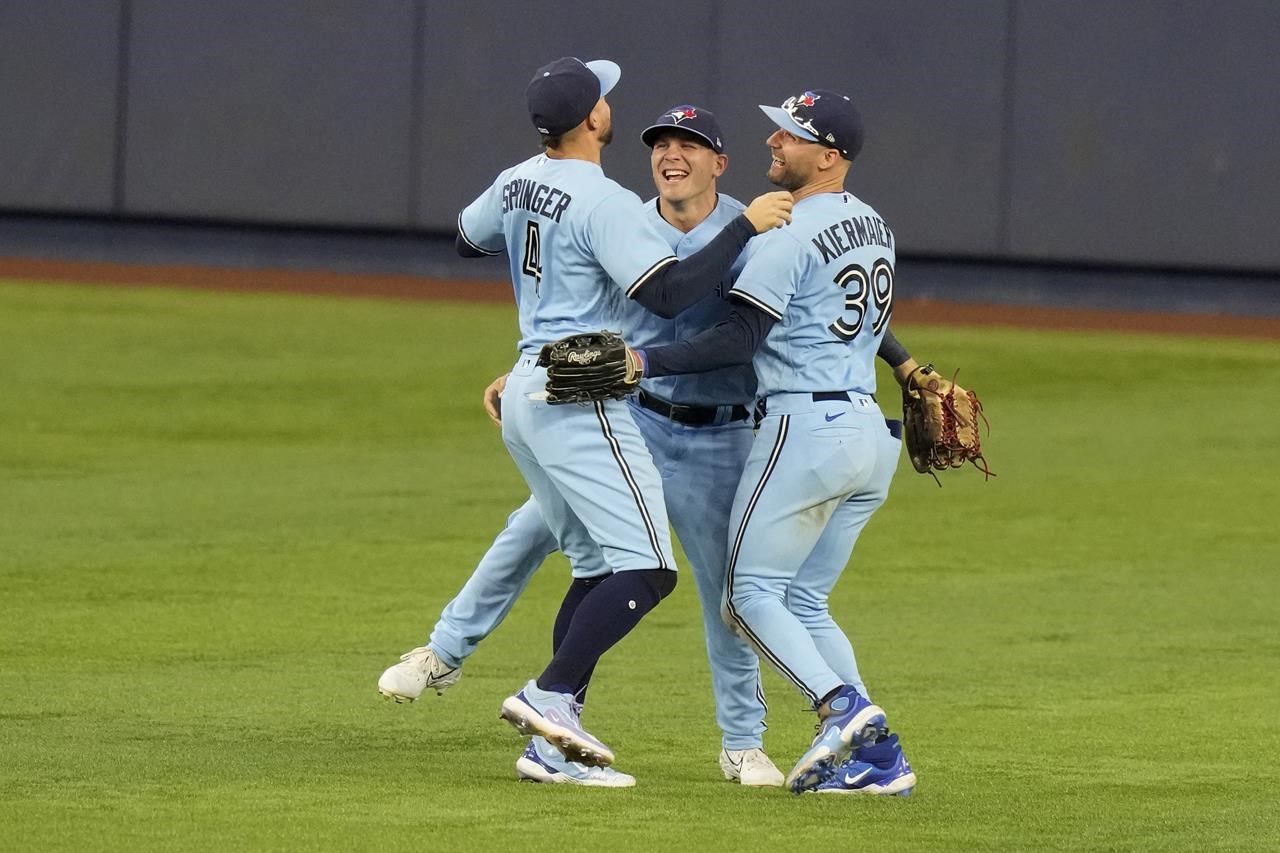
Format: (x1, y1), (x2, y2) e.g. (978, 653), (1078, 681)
(483, 373), (509, 427)
(743, 191), (794, 233)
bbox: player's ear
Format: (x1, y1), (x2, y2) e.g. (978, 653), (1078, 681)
(712, 153), (727, 177)
(585, 98), (608, 132)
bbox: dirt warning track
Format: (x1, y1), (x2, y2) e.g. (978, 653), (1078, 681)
(3, 256), (1278, 340)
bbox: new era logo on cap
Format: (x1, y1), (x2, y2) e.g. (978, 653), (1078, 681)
(759, 89), (864, 161)
(640, 104), (725, 153)
(526, 57), (621, 136)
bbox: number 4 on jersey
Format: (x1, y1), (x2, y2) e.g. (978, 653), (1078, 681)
(522, 220), (542, 292)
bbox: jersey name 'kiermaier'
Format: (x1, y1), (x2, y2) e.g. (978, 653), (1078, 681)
(730, 191), (895, 397)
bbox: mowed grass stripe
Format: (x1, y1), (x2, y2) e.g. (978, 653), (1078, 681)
(2, 280), (1278, 851)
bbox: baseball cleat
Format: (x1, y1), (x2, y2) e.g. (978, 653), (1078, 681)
(785, 685), (886, 793)
(516, 738), (636, 787)
(500, 680), (615, 768)
(811, 733), (916, 796)
(719, 748), (785, 787)
(377, 646), (461, 703)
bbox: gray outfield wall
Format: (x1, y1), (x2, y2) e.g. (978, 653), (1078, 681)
(2, 1), (1277, 272)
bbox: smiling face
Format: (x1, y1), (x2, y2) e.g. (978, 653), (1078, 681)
(765, 128), (828, 191)
(649, 129), (726, 206)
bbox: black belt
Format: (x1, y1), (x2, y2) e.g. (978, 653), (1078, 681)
(754, 391), (875, 423)
(813, 391), (876, 402)
(636, 390), (750, 426)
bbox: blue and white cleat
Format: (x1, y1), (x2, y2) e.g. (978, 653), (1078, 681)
(811, 733), (916, 797)
(785, 685), (886, 793)
(500, 680), (615, 768)
(516, 738), (636, 787)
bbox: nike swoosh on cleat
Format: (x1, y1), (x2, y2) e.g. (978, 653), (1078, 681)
(824, 412), (846, 422)
(843, 768), (871, 786)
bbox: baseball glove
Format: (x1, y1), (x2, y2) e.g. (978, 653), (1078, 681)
(901, 364), (993, 483)
(537, 330), (642, 405)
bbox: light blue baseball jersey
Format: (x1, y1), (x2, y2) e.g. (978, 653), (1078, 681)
(730, 191), (895, 396)
(458, 153), (680, 353)
(622, 195), (756, 407)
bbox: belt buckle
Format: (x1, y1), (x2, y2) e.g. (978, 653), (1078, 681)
(667, 402), (698, 424)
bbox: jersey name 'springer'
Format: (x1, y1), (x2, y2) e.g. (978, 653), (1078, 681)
(501, 178), (572, 222)
(458, 154), (679, 353)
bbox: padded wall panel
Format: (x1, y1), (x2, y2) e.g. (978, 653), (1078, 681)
(1008, 0), (1280, 269)
(717, 0), (1010, 257)
(413, 0), (716, 229)
(0, 2), (122, 212)
(124, 0), (415, 226)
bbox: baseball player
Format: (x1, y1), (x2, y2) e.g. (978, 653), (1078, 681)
(382, 104), (785, 787)
(629, 90), (918, 796)
(448, 57), (792, 774)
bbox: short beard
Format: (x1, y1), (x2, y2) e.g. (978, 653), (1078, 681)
(600, 125), (613, 147)
(769, 166), (805, 192)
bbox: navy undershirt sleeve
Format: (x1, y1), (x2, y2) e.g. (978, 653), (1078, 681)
(641, 298), (777, 377)
(643, 307), (912, 379)
(877, 329), (910, 367)
(629, 215), (756, 319)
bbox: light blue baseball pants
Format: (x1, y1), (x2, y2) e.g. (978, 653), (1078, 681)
(723, 391), (901, 707)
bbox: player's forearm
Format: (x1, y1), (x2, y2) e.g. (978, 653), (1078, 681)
(878, 329), (911, 368)
(877, 329), (924, 385)
(637, 302), (775, 377)
(629, 215), (756, 319)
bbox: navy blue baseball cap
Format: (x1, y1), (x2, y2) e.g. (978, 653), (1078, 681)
(640, 105), (725, 153)
(526, 57), (621, 136)
(759, 89), (864, 161)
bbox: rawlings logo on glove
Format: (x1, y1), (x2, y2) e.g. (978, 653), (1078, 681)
(901, 364), (993, 484)
(537, 330), (643, 405)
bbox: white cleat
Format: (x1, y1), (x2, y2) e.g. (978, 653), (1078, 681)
(719, 748), (785, 787)
(516, 738), (636, 788)
(377, 646), (461, 703)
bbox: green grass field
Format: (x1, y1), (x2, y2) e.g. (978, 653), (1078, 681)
(2, 279), (1278, 851)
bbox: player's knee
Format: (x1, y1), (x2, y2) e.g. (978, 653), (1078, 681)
(720, 597), (749, 638)
(642, 568), (677, 601)
(786, 589), (829, 625)
(719, 598), (735, 628)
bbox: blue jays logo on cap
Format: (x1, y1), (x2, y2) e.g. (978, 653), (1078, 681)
(641, 104), (725, 153)
(759, 89), (864, 161)
(782, 92), (824, 139)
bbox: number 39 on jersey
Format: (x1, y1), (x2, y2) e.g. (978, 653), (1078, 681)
(828, 258), (892, 342)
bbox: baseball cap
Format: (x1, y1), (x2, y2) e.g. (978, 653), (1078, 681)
(759, 90), (864, 161)
(640, 105), (725, 153)
(526, 57), (622, 136)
